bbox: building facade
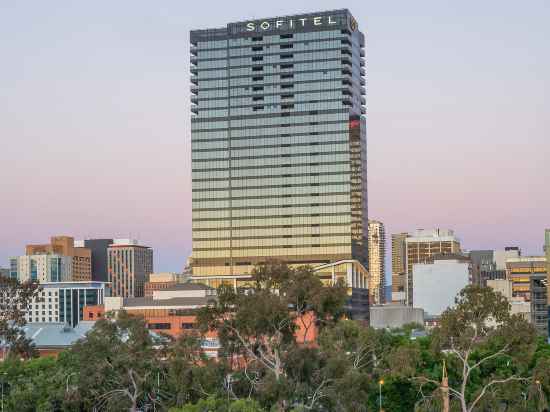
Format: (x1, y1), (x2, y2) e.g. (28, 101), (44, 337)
(505, 256), (547, 302)
(367, 220), (385, 304)
(405, 229), (461, 305)
(391, 232), (409, 302)
(26, 236), (92, 281)
(25, 281), (108, 327)
(107, 239), (153, 298)
(82, 238), (114, 282)
(412, 254), (470, 317)
(190, 10), (368, 296)
(9, 254), (72, 283)
(144, 272), (185, 297)
(530, 273), (548, 336)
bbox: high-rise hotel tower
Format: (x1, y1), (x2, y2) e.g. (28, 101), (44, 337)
(190, 10), (368, 304)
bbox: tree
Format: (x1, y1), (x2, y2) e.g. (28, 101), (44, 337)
(0, 275), (41, 360)
(411, 285), (538, 412)
(196, 262), (348, 410)
(62, 311), (161, 411)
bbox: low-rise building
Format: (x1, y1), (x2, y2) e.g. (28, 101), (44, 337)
(144, 272), (188, 297)
(487, 279), (532, 324)
(370, 304), (424, 329)
(25, 281), (109, 327)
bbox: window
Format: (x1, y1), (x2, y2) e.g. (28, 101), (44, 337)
(281, 104), (294, 110)
(280, 34), (293, 39)
(280, 54), (293, 59)
(252, 36), (263, 41)
(252, 96), (264, 101)
(252, 76), (264, 81)
(252, 56), (263, 61)
(252, 66), (263, 71)
(252, 46), (263, 51)
(252, 86), (264, 91)
(181, 323), (195, 330)
(280, 64), (293, 69)
(281, 84), (294, 89)
(280, 44), (293, 49)
(280, 74), (294, 79)
(281, 94), (294, 99)
(253, 106), (264, 111)
(148, 323), (171, 330)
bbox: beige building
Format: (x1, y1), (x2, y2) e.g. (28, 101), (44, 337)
(487, 279), (531, 323)
(391, 232), (409, 303)
(405, 229), (461, 305)
(505, 256), (547, 302)
(367, 220), (386, 304)
(25, 236), (92, 281)
(107, 239), (153, 298)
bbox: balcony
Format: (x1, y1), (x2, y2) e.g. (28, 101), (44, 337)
(191, 106), (198, 114)
(190, 45), (198, 56)
(360, 67), (365, 76)
(360, 86), (366, 96)
(190, 85), (198, 95)
(190, 75), (198, 85)
(190, 95), (198, 104)
(190, 56), (198, 65)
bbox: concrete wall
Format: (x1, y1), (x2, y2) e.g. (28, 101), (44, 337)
(370, 305), (424, 329)
(413, 260), (469, 317)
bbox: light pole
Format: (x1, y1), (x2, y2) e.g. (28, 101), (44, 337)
(378, 379), (384, 412)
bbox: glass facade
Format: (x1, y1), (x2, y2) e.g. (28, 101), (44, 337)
(190, 10), (367, 287)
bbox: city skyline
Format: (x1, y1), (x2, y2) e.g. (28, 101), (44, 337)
(1, 0), (549, 275)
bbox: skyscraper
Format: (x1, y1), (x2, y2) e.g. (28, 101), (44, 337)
(368, 220), (385, 304)
(190, 10), (368, 293)
(82, 238), (114, 282)
(391, 232), (409, 303)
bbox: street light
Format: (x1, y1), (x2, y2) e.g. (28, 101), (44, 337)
(379, 379), (384, 412)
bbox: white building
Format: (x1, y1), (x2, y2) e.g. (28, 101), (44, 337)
(9, 254), (72, 283)
(25, 281), (108, 327)
(367, 220), (386, 305)
(413, 255), (470, 317)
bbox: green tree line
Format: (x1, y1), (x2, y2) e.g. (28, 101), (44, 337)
(1, 264), (550, 411)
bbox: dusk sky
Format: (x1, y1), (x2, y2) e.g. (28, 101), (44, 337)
(1, 0), (549, 276)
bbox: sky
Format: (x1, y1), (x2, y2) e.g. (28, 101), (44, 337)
(1, 0), (549, 277)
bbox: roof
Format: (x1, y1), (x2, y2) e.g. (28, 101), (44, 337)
(160, 282), (214, 292)
(21, 322), (95, 348)
(122, 296), (216, 309)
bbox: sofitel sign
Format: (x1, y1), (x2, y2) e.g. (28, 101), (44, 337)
(246, 15), (338, 31)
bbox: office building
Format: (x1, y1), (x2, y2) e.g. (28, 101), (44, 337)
(391, 232), (409, 302)
(26, 236), (92, 281)
(405, 229), (461, 305)
(107, 239), (153, 298)
(469, 247), (521, 286)
(367, 220), (385, 304)
(81, 238), (114, 282)
(413, 254), (470, 317)
(9, 254), (72, 283)
(0, 267), (9, 279)
(189, 10), (369, 316)
(505, 256), (547, 302)
(530, 273), (547, 336)
(24, 281), (108, 327)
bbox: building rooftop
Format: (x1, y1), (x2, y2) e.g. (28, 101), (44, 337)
(21, 322), (95, 348)
(122, 296), (216, 309)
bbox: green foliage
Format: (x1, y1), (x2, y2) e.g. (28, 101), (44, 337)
(2, 268), (550, 412)
(170, 397), (265, 412)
